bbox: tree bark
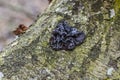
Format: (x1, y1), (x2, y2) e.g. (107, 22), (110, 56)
(0, 0), (120, 80)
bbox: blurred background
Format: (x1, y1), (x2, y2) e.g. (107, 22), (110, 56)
(0, 0), (49, 51)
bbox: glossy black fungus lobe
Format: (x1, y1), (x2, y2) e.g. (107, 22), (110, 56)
(49, 21), (85, 51)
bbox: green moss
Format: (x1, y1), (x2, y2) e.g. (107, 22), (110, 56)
(114, 0), (120, 14)
(91, 0), (103, 12)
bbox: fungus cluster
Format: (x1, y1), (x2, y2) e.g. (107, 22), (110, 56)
(49, 20), (85, 51)
(13, 24), (28, 35)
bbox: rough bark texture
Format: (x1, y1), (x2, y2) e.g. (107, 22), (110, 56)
(0, 0), (120, 80)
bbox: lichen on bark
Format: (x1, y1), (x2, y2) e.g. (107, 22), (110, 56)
(0, 0), (120, 80)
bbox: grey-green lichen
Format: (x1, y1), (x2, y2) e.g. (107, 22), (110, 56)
(0, 0), (120, 80)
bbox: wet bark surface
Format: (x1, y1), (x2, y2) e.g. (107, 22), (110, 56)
(0, 0), (120, 80)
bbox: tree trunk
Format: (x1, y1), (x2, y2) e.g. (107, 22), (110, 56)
(0, 0), (120, 80)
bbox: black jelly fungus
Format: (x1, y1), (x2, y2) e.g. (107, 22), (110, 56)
(49, 20), (86, 51)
